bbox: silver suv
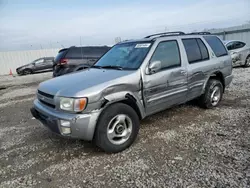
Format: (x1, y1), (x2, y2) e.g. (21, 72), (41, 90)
(31, 32), (233, 153)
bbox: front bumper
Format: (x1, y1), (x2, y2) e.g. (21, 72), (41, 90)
(31, 99), (100, 140)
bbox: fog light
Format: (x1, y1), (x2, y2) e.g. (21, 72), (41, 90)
(60, 120), (71, 135)
(60, 120), (70, 127)
(61, 127), (71, 135)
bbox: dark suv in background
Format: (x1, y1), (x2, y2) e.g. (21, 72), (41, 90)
(53, 46), (111, 77)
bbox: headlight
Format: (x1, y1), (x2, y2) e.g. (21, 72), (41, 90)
(59, 97), (87, 112)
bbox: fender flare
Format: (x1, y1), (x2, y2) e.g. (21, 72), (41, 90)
(101, 91), (146, 119)
(202, 71), (225, 93)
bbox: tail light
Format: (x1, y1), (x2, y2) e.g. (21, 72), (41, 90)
(59, 58), (68, 65)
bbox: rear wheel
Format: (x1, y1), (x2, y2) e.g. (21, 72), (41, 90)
(244, 55), (250, 67)
(198, 79), (223, 109)
(94, 103), (140, 153)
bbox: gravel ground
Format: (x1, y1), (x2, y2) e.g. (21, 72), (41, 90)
(0, 68), (249, 188)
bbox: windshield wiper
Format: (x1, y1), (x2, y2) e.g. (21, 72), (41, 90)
(98, 65), (123, 70)
(91, 65), (102, 69)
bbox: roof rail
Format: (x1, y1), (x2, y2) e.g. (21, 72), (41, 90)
(145, 31), (185, 38)
(189, 32), (211, 35)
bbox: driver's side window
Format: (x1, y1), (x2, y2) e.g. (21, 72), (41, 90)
(34, 59), (44, 65)
(150, 40), (181, 70)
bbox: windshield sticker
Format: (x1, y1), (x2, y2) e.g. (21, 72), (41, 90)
(135, 43), (151, 48)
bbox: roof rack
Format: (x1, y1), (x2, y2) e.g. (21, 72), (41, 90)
(188, 32), (211, 35)
(145, 31), (185, 38)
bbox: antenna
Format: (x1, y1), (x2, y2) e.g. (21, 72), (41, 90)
(57, 42), (65, 48)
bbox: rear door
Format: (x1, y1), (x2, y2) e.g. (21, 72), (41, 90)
(143, 39), (188, 115)
(182, 38), (210, 100)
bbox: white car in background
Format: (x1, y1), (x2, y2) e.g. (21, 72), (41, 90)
(224, 40), (250, 67)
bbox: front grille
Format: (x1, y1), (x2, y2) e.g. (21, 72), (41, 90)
(38, 90), (54, 99)
(37, 90), (55, 109)
(39, 99), (56, 109)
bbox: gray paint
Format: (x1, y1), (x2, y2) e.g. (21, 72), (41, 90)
(33, 34), (233, 141)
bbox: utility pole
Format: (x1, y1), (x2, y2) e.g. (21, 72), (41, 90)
(80, 36), (82, 47)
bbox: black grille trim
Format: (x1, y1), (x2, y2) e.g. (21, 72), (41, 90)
(39, 99), (56, 109)
(38, 90), (54, 99)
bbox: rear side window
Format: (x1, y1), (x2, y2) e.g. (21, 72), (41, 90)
(150, 40), (181, 69)
(66, 47), (110, 58)
(227, 41), (246, 50)
(235, 41), (245, 49)
(66, 48), (83, 58)
(182, 38), (209, 64)
(203, 36), (228, 57)
(83, 47), (110, 58)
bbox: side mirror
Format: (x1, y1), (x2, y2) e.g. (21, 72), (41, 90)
(148, 61), (161, 74)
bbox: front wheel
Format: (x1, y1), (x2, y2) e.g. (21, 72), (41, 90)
(22, 69), (33, 75)
(198, 79), (223, 109)
(94, 103), (140, 153)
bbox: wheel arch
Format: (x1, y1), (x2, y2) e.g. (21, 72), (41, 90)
(203, 71), (225, 93)
(101, 92), (145, 120)
(22, 68), (33, 74)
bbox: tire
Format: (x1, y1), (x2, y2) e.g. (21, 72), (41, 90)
(198, 79), (223, 109)
(244, 55), (250, 67)
(22, 69), (33, 75)
(94, 103), (140, 153)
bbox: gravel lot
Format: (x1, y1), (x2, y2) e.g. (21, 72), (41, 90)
(0, 69), (249, 188)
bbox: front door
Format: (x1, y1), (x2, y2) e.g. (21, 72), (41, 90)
(43, 58), (53, 70)
(34, 58), (46, 71)
(143, 40), (188, 115)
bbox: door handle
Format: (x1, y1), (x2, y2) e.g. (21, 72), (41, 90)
(180, 70), (187, 76)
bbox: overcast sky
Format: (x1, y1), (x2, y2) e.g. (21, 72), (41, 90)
(0, 0), (249, 51)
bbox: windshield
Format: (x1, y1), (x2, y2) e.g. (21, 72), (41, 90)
(94, 42), (152, 70)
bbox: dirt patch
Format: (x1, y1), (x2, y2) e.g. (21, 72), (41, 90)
(0, 68), (250, 187)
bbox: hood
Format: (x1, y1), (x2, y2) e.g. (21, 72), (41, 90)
(39, 68), (137, 98)
(17, 63), (33, 69)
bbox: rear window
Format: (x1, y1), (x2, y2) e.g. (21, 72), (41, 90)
(203, 36), (228, 57)
(54, 49), (67, 62)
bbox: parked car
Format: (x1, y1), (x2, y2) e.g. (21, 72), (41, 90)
(31, 32), (233, 153)
(16, 57), (54, 75)
(53, 46), (111, 77)
(224, 40), (250, 67)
